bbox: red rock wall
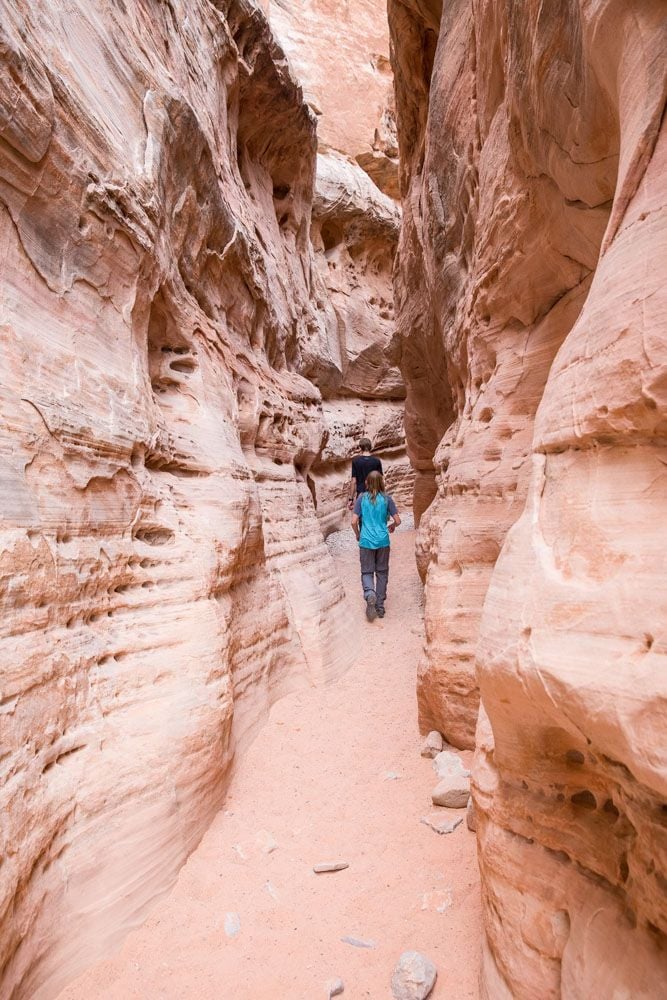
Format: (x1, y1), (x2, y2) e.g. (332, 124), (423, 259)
(0, 1), (397, 996)
(390, 0), (667, 992)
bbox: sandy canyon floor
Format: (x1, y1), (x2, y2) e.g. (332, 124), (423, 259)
(59, 524), (481, 999)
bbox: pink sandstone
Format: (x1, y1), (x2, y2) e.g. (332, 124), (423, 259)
(390, 0), (667, 993)
(0, 0), (408, 997)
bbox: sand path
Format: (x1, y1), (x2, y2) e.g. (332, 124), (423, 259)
(60, 526), (480, 999)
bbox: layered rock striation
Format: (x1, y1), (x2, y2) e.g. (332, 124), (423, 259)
(390, 0), (667, 994)
(268, 0), (412, 532)
(0, 1), (401, 997)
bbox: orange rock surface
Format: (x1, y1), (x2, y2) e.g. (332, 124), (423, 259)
(266, 0), (399, 197)
(0, 1), (406, 996)
(390, 0), (667, 993)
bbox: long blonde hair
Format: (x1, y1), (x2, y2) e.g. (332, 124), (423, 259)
(365, 470), (385, 504)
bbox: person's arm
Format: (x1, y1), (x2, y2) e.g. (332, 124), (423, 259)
(352, 495), (362, 539)
(387, 496), (401, 533)
(347, 461), (357, 509)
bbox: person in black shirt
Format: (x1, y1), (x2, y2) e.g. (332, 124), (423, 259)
(347, 437), (383, 510)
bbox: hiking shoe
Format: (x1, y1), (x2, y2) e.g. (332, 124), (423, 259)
(365, 594), (377, 621)
(376, 607), (385, 619)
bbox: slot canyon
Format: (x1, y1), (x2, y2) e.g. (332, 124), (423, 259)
(0, 1), (664, 999)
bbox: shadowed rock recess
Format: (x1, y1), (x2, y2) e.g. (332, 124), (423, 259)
(0, 1), (409, 997)
(390, 0), (667, 995)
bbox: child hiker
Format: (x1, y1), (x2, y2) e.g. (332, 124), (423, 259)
(351, 470), (401, 621)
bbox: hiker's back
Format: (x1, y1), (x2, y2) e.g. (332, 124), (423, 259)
(359, 492), (390, 549)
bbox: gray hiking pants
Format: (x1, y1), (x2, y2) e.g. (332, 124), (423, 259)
(360, 546), (390, 608)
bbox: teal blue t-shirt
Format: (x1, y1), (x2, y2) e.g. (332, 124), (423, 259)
(354, 492), (398, 550)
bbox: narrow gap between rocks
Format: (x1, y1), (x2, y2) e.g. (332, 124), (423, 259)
(58, 522), (481, 1000)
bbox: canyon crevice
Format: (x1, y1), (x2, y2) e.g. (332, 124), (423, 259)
(389, 0), (667, 994)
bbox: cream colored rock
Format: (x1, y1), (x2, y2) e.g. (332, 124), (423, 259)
(391, 951), (437, 1000)
(0, 0), (404, 996)
(421, 730), (443, 758)
(391, 0), (667, 993)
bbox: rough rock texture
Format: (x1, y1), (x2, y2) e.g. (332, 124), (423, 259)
(308, 154), (412, 532)
(267, 0), (412, 532)
(390, 0), (667, 994)
(266, 0), (399, 197)
(391, 950), (437, 1000)
(431, 750), (470, 808)
(420, 729), (443, 758)
(0, 1), (401, 997)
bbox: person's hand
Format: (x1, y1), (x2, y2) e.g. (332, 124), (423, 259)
(389, 522), (396, 533)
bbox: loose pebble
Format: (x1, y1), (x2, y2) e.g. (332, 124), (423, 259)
(223, 912), (241, 938)
(264, 880), (279, 900)
(391, 951), (437, 1000)
(326, 977), (345, 997)
(420, 731), (444, 758)
(432, 750), (470, 780)
(341, 935), (376, 949)
(431, 775), (470, 808)
(431, 752), (471, 808)
(256, 829), (278, 854)
(420, 813), (463, 835)
(313, 861), (349, 873)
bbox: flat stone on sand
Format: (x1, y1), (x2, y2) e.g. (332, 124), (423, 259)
(223, 912), (241, 938)
(341, 935), (376, 949)
(313, 861), (349, 873)
(420, 813), (463, 835)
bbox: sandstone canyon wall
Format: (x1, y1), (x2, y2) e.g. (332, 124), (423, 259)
(268, 0), (413, 533)
(0, 1), (400, 997)
(390, 0), (667, 994)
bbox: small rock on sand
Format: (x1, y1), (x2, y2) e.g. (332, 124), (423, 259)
(420, 813), (463, 835)
(431, 774), (470, 809)
(341, 935), (375, 949)
(313, 861), (349, 873)
(432, 750), (469, 780)
(467, 796), (477, 831)
(223, 912), (241, 938)
(391, 951), (437, 1000)
(255, 829), (278, 853)
(264, 880), (279, 900)
(326, 977), (345, 997)
(431, 750), (470, 807)
(420, 731), (443, 758)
